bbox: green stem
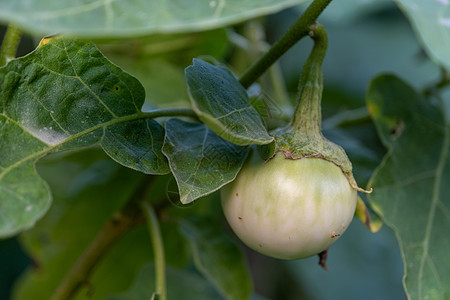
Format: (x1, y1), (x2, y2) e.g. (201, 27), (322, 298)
(0, 25), (22, 67)
(142, 107), (198, 120)
(291, 23), (328, 136)
(50, 176), (156, 300)
(238, 0), (332, 88)
(141, 201), (167, 300)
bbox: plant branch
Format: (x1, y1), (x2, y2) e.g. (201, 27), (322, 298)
(0, 24), (22, 67)
(50, 176), (158, 300)
(238, 0), (332, 89)
(141, 201), (167, 300)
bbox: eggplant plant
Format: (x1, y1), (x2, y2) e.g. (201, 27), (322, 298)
(0, 0), (448, 299)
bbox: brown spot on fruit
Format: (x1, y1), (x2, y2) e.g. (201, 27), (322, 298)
(330, 232), (341, 238)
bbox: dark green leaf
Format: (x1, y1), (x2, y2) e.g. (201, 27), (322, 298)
(393, 0), (450, 69)
(162, 118), (248, 204)
(102, 119), (169, 174)
(0, 0), (309, 37)
(180, 216), (252, 300)
(0, 38), (169, 237)
(185, 59), (273, 146)
(367, 74), (450, 300)
(108, 263), (223, 300)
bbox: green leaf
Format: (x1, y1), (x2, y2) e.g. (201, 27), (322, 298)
(367, 74), (450, 300)
(185, 59), (273, 146)
(108, 263), (223, 300)
(0, 0), (310, 37)
(162, 118), (248, 204)
(180, 216), (252, 300)
(102, 119), (169, 174)
(393, 0), (450, 69)
(0, 38), (169, 237)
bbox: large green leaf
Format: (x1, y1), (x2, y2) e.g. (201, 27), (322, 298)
(0, 38), (169, 237)
(185, 59), (273, 146)
(162, 118), (248, 204)
(108, 263), (222, 300)
(367, 74), (450, 300)
(394, 0), (450, 69)
(180, 216), (252, 300)
(0, 0), (309, 37)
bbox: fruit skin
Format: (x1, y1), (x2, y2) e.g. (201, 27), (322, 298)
(221, 152), (357, 260)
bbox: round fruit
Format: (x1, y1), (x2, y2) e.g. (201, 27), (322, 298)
(221, 152), (357, 260)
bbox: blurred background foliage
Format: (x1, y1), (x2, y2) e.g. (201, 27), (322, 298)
(0, 0), (440, 298)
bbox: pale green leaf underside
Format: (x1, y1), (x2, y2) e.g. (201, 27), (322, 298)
(0, 38), (169, 237)
(185, 59), (273, 146)
(367, 75), (450, 300)
(162, 118), (248, 204)
(0, 0), (309, 37)
(180, 216), (252, 300)
(394, 0), (450, 69)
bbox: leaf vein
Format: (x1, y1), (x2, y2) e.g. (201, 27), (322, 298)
(26, 0), (117, 21)
(417, 124), (449, 299)
(61, 39), (118, 118)
(0, 112), (147, 180)
(25, 84), (71, 136)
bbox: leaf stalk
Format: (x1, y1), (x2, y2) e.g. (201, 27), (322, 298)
(142, 107), (198, 120)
